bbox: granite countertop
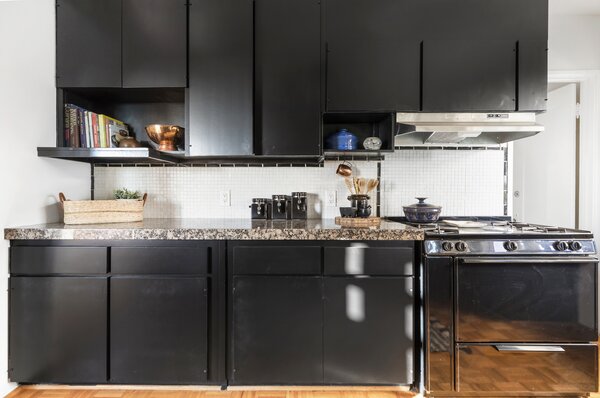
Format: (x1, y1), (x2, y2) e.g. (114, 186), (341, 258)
(3, 218), (424, 241)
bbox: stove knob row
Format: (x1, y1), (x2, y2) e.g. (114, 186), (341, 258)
(504, 241), (518, 252)
(554, 241), (569, 251)
(442, 241), (454, 251)
(455, 241), (467, 252)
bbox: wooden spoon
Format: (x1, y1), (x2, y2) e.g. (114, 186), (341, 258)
(344, 177), (355, 194)
(367, 179), (379, 193)
(358, 178), (368, 195)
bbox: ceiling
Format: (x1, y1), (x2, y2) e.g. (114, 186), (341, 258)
(549, 0), (600, 15)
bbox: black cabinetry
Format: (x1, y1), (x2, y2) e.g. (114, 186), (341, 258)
(422, 40), (517, 112)
(254, 0), (321, 156)
(57, 0), (186, 88)
(231, 276), (323, 384)
(324, 0), (420, 112)
(8, 241), (225, 386)
(56, 0), (121, 88)
(228, 241), (416, 385)
(324, 277), (414, 384)
(188, 0), (254, 156)
(9, 245), (109, 384)
(122, 0), (187, 88)
(110, 277), (208, 384)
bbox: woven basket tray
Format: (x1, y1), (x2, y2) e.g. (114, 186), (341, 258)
(59, 192), (147, 225)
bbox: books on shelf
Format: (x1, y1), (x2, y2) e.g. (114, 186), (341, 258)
(63, 104), (129, 148)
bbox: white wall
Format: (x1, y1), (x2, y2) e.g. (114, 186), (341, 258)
(0, 0), (90, 394)
(549, 15), (600, 70)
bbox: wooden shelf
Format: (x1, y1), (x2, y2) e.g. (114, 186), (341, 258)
(37, 147), (181, 165)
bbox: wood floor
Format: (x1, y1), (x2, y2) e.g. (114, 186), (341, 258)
(6, 388), (416, 398)
(7, 386), (600, 398)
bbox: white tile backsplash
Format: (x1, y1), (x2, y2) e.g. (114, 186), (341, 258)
(94, 149), (506, 219)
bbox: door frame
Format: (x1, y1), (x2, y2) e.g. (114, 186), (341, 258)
(509, 70), (600, 238)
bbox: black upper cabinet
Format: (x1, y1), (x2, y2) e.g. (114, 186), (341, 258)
(9, 277), (108, 383)
(422, 40), (517, 112)
(57, 0), (187, 89)
(417, 0), (548, 112)
(254, 0), (321, 156)
(188, 0), (253, 156)
(518, 40), (548, 112)
(56, 0), (122, 87)
(325, 0), (421, 112)
(122, 0), (187, 88)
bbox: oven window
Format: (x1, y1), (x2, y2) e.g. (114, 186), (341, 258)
(456, 260), (597, 342)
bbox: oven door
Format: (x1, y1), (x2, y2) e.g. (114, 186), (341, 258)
(456, 256), (598, 342)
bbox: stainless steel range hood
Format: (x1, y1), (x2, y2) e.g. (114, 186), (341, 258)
(395, 113), (544, 146)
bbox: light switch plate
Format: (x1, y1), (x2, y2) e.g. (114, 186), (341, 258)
(219, 190), (231, 206)
(325, 191), (337, 207)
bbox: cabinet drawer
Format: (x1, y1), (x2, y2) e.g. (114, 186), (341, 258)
(457, 344), (598, 393)
(10, 247), (107, 275)
(324, 245), (413, 275)
(232, 245), (321, 275)
(111, 247), (210, 274)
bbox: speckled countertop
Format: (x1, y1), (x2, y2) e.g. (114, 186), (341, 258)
(4, 218), (424, 241)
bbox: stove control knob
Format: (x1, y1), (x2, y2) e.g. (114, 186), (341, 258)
(570, 241), (583, 251)
(442, 241), (454, 251)
(504, 241), (518, 252)
(455, 241), (467, 252)
(554, 241), (569, 251)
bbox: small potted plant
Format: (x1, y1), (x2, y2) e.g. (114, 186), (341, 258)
(114, 188), (143, 200)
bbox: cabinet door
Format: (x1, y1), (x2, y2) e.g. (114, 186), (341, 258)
(56, 0), (121, 87)
(232, 276), (323, 384)
(254, 0), (321, 156)
(110, 277), (208, 384)
(325, 0), (420, 112)
(324, 277), (414, 384)
(518, 40), (548, 112)
(9, 277), (107, 383)
(122, 0), (187, 88)
(188, 0), (253, 156)
(422, 40), (517, 112)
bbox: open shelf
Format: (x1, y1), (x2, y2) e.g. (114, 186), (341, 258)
(38, 147), (180, 165)
(322, 112), (396, 153)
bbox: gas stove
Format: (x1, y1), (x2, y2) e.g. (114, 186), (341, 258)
(386, 216), (596, 256)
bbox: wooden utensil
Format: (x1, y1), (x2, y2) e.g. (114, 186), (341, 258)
(358, 178), (368, 195)
(367, 179), (379, 193)
(344, 177), (355, 194)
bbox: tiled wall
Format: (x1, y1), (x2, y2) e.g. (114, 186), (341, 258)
(93, 149), (506, 219)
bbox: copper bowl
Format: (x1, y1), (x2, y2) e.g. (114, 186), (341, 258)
(145, 124), (183, 152)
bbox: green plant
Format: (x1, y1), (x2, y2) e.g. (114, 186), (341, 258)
(113, 188), (141, 200)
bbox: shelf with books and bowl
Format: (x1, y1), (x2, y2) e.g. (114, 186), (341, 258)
(39, 88), (186, 164)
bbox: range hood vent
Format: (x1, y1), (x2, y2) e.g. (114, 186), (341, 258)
(395, 113), (544, 146)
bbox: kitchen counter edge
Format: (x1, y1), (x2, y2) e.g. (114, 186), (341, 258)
(3, 218), (424, 241)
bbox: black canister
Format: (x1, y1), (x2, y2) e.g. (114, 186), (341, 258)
(250, 198), (270, 219)
(348, 194), (371, 218)
(271, 195), (290, 220)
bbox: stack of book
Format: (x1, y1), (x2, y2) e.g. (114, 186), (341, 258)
(63, 104), (129, 148)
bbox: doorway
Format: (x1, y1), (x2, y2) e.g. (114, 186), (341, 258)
(512, 82), (579, 228)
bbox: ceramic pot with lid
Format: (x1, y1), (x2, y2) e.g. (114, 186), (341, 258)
(403, 197), (442, 223)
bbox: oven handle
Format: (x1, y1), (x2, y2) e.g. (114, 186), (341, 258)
(495, 345), (565, 352)
(461, 256), (598, 264)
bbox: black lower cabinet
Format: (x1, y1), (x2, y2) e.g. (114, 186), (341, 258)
(323, 277), (414, 384)
(231, 276), (323, 384)
(9, 276), (108, 383)
(110, 276), (209, 384)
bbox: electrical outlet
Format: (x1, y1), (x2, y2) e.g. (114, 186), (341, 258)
(325, 191), (337, 207)
(219, 190), (231, 206)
